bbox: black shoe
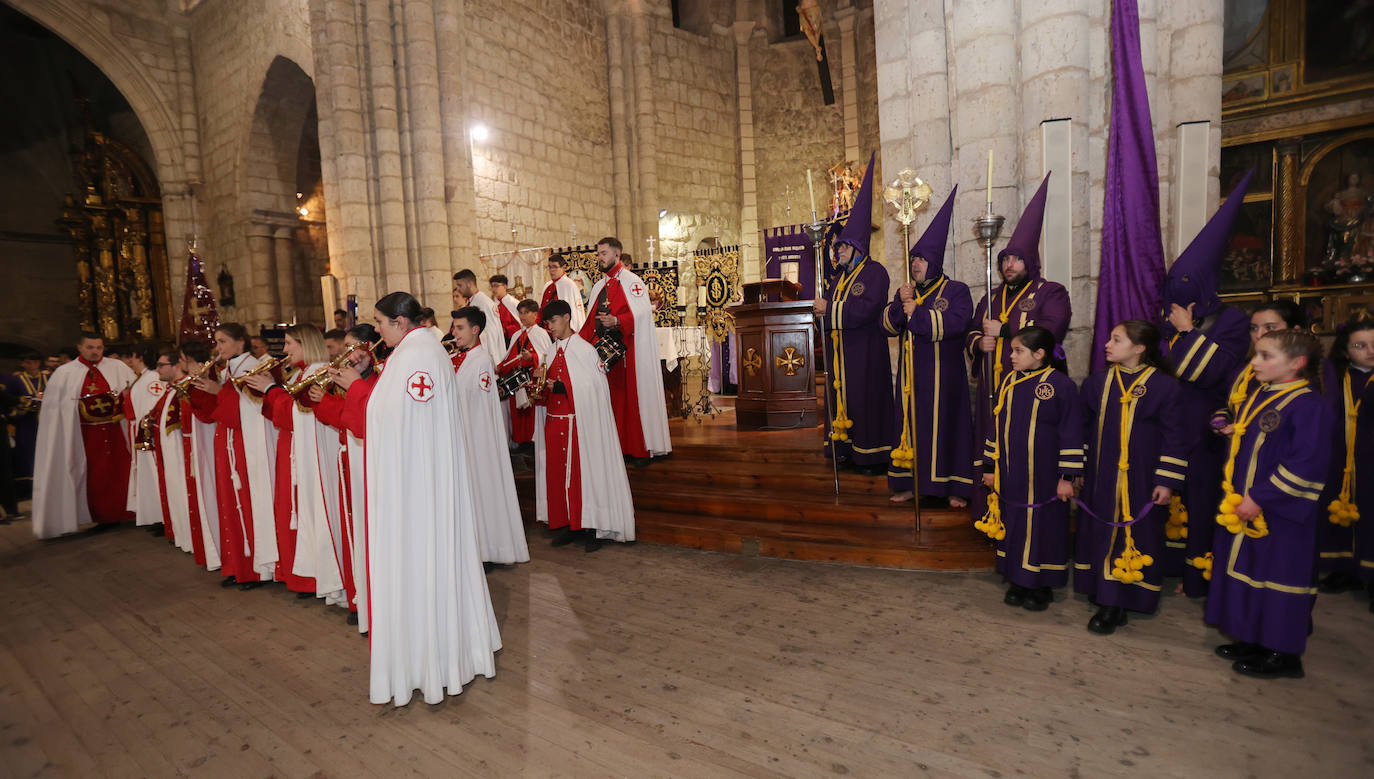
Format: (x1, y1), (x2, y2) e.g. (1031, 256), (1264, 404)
(632, 457), (651, 468)
(220, 576), (238, 588)
(1087, 606), (1128, 635)
(1317, 571), (1362, 594)
(1233, 651), (1304, 679)
(1215, 642), (1263, 661)
(1022, 587), (1053, 612)
(145, 523), (165, 535)
(551, 527), (579, 547)
(584, 534), (604, 553)
(85, 522), (117, 534)
(860, 464), (886, 477)
(1003, 584), (1026, 607)
(238, 581), (265, 591)
(346, 612), (359, 626)
(295, 591), (313, 599)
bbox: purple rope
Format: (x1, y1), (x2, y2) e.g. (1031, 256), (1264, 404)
(987, 489), (1160, 527)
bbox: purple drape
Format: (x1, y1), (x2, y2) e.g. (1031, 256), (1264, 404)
(763, 225), (818, 299)
(1093, 0), (1164, 373)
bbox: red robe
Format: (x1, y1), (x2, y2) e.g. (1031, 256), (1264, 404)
(198, 380), (262, 583)
(76, 358), (135, 524)
(499, 331), (542, 444)
(261, 367), (317, 593)
(536, 349), (583, 530)
(577, 265), (647, 458)
(496, 299), (521, 339)
(316, 372), (378, 615)
(147, 390), (176, 539)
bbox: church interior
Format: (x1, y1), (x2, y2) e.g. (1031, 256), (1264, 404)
(2, 0), (1373, 774)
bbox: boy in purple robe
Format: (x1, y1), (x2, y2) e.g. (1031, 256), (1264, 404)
(1076, 320), (1190, 634)
(1160, 170), (1255, 597)
(968, 175), (1072, 516)
(815, 152), (893, 475)
(1316, 318), (1374, 601)
(1206, 330), (1331, 679)
(980, 326), (1083, 611)
(882, 187), (973, 505)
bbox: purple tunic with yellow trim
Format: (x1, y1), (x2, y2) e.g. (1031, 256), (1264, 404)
(967, 280), (1071, 515)
(1075, 366), (1190, 612)
(822, 256), (894, 467)
(1204, 380), (1331, 655)
(882, 275), (974, 497)
(1161, 304), (1250, 596)
(1318, 361), (1374, 578)
(984, 368), (1083, 588)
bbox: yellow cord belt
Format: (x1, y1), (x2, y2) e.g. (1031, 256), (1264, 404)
(1108, 367), (1156, 583)
(891, 278), (947, 471)
(1328, 370), (1362, 527)
(990, 282), (1032, 396)
(827, 260), (866, 443)
(1215, 380), (1309, 539)
(975, 366), (1054, 540)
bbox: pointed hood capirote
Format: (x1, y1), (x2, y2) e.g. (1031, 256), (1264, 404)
(911, 185), (957, 279)
(1162, 168), (1255, 319)
(997, 173), (1052, 280)
(833, 152), (877, 259)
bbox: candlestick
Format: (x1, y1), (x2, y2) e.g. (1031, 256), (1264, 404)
(806, 169), (818, 220)
(986, 149), (993, 206)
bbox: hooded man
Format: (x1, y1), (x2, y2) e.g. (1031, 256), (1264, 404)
(882, 187), (974, 505)
(814, 152), (893, 475)
(1160, 169), (1255, 597)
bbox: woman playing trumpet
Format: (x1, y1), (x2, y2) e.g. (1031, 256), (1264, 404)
(242, 325), (347, 606)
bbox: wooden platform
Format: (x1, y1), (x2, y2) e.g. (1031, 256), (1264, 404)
(521, 408), (995, 571)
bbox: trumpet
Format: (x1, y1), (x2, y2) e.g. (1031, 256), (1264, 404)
(284, 342), (373, 396)
(442, 339), (463, 355)
(133, 411), (158, 452)
(231, 355), (285, 389)
(171, 358), (222, 398)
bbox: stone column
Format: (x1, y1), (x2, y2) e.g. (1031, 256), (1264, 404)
(247, 222), (276, 325)
(834, 4), (861, 165)
(734, 21), (761, 282)
(433, 0), (479, 272)
(362, 0), (415, 293)
(1163, 0), (1224, 255)
(627, 4), (659, 251)
(399, 0), (455, 306)
(1275, 137), (1302, 283)
(273, 226), (299, 323)
(605, 9), (635, 245)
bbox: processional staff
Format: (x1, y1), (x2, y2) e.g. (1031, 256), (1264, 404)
(805, 168), (840, 497)
(973, 150), (1005, 411)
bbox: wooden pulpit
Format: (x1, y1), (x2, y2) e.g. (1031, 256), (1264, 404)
(731, 281), (817, 430)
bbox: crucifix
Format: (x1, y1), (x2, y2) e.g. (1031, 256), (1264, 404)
(646, 236), (656, 263)
(783, 184), (792, 218)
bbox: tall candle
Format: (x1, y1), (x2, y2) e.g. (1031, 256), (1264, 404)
(806, 169), (817, 217)
(986, 150), (993, 206)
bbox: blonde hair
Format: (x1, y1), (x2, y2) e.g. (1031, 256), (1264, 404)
(286, 324), (329, 364)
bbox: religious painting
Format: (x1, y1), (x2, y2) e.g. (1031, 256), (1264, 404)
(1221, 142), (1274, 196)
(1305, 0), (1374, 83)
(1296, 294), (1332, 334)
(1271, 63), (1296, 95)
(1223, 0), (1270, 73)
(1222, 72), (1267, 106)
(1333, 293), (1374, 326)
(1219, 200), (1273, 293)
(1303, 138), (1374, 283)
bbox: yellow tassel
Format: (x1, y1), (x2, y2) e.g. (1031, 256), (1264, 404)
(1165, 495), (1188, 541)
(1189, 552), (1213, 581)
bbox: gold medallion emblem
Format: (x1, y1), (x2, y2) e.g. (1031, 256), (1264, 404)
(1035, 382), (1055, 400)
(1258, 409), (1282, 433)
(850, 281), (866, 297)
(1018, 295), (1037, 312)
(1131, 384), (1147, 398)
(933, 297), (950, 312)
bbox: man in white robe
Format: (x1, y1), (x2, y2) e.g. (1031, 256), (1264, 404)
(498, 299), (554, 446)
(32, 332), (137, 538)
(489, 275), (523, 340)
(450, 306), (530, 565)
(366, 291), (500, 706)
(452, 268), (507, 367)
(178, 340), (221, 571)
(126, 344), (170, 530)
(538, 254), (586, 331)
(535, 300), (636, 552)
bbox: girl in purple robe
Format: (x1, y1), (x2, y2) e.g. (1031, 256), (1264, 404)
(980, 326), (1083, 611)
(1213, 300), (1308, 432)
(1316, 318), (1374, 601)
(1076, 321), (1189, 634)
(1206, 330), (1332, 680)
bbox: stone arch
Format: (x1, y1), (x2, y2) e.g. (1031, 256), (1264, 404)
(244, 56), (318, 214)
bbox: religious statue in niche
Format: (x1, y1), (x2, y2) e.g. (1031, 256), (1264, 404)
(1323, 173), (1374, 280)
(217, 265), (236, 308)
(827, 161), (867, 216)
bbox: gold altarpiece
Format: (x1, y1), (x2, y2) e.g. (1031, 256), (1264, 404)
(1220, 0), (1374, 329)
(57, 127), (174, 343)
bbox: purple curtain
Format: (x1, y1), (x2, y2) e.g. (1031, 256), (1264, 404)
(1092, 0), (1165, 373)
(763, 225), (817, 299)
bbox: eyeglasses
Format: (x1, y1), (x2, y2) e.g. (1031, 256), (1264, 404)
(156, 361), (174, 367)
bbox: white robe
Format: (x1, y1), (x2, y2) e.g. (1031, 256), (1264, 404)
(187, 407), (222, 570)
(155, 393), (194, 552)
(223, 353), (279, 579)
(344, 403), (368, 633)
(542, 275), (586, 331)
(32, 356), (136, 539)
(586, 267), (673, 456)
(533, 334), (636, 541)
(466, 291), (509, 369)
(282, 366), (346, 604)
(127, 369), (168, 525)
(454, 349), (530, 564)
(364, 327), (500, 706)
(497, 294), (521, 328)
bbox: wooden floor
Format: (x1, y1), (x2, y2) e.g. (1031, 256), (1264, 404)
(1, 517), (1371, 777)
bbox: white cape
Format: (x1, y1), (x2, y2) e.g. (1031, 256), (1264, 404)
(454, 349), (529, 564)
(344, 417), (368, 633)
(534, 334), (636, 541)
(188, 408), (222, 570)
(364, 327), (500, 706)
(509, 325), (553, 410)
(285, 366), (346, 604)
(586, 267), (672, 456)
(32, 356), (136, 539)
(542, 276), (586, 331)
(466, 291), (509, 370)
(127, 369), (167, 525)
(223, 353), (279, 578)
(155, 393), (194, 551)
